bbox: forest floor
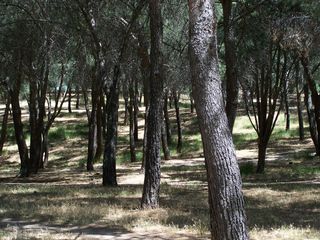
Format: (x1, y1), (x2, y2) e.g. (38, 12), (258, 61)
(0, 100), (319, 239)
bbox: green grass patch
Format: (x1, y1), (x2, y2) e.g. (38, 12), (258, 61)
(233, 132), (257, 149)
(117, 150), (143, 164)
(240, 162), (256, 176)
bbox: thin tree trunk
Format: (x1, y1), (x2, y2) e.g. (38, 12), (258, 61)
(141, 0), (164, 209)
(161, 118), (170, 160)
(295, 62), (304, 140)
(284, 79), (290, 131)
(0, 97), (10, 155)
(188, 1), (248, 239)
(304, 84), (319, 152)
(190, 93), (194, 113)
(29, 78), (42, 174)
(103, 66), (120, 186)
(222, 0), (238, 132)
(87, 85), (98, 171)
(10, 52), (29, 177)
(123, 85), (129, 126)
(76, 86), (80, 109)
(163, 91), (172, 145)
(256, 139), (267, 173)
(134, 78), (139, 142)
(129, 77), (137, 163)
(141, 106), (148, 170)
(94, 91), (103, 162)
(173, 90), (182, 153)
(68, 84), (72, 113)
(301, 57), (320, 155)
(41, 130), (49, 168)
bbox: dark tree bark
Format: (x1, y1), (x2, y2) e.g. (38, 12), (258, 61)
(10, 52), (29, 177)
(0, 96), (10, 155)
(284, 78), (290, 131)
(103, 67), (119, 186)
(68, 83), (72, 113)
(87, 83), (98, 171)
(295, 62), (304, 141)
(190, 93), (194, 113)
(141, 106), (148, 170)
(301, 57), (320, 155)
(129, 77), (137, 163)
(123, 84), (129, 126)
(173, 90), (182, 153)
(188, 1), (248, 239)
(76, 86), (80, 109)
(141, 0), (164, 209)
(94, 90), (103, 162)
(102, 0), (146, 185)
(134, 78), (139, 142)
(161, 117), (170, 160)
(29, 76), (42, 173)
(257, 139), (267, 174)
(304, 84), (318, 152)
(163, 91), (172, 145)
(137, 32), (150, 108)
(222, 0), (239, 132)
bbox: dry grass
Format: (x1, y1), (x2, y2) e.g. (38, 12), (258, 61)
(0, 99), (319, 239)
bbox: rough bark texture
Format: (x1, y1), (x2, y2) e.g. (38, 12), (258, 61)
(103, 66), (120, 186)
(0, 96), (10, 154)
(141, 0), (163, 209)
(222, 0), (238, 132)
(304, 84), (319, 152)
(188, 1), (248, 239)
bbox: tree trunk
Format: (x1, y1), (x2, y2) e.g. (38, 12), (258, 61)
(284, 79), (290, 131)
(190, 93), (194, 113)
(161, 118), (170, 160)
(256, 139), (267, 173)
(68, 84), (72, 113)
(304, 85), (319, 152)
(141, 107), (148, 170)
(222, 0), (239, 132)
(87, 87), (98, 171)
(76, 86), (80, 109)
(134, 78), (139, 142)
(141, 0), (164, 209)
(173, 90), (182, 153)
(295, 62), (304, 141)
(301, 57), (320, 155)
(163, 91), (172, 145)
(29, 79), (42, 174)
(188, 1), (248, 239)
(41, 130), (49, 168)
(0, 97), (10, 155)
(10, 53), (29, 177)
(129, 77), (137, 163)
(123, 85), (129, 126)
(94, 91), (103, 162)
(103, 65), (120, 186)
